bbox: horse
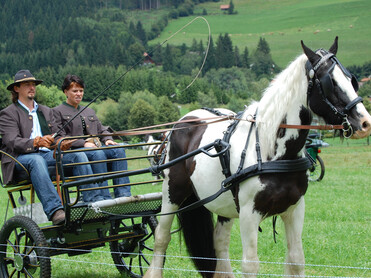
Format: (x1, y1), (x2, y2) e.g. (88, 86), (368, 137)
(143, 37), (371, 277)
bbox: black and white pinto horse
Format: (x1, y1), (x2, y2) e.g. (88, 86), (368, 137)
(144, 37), (371, 277)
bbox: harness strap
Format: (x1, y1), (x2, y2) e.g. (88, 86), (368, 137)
(221, 157), (312, 189)
(231, 112), (256, 212)
(205, 108), (246, 211)
(343, 96), (363, 115)
(92, 156), (312, 219)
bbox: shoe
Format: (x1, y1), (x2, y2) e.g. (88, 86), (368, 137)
(51, 209), (65, 225)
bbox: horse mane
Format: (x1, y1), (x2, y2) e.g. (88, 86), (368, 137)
(255, 54), (309, 158)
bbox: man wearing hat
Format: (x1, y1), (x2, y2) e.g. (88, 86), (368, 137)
(0, 70), (104, 225)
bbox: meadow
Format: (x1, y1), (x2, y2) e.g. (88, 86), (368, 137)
(148, 0), (371, 68)
(0, 136), (370, 277)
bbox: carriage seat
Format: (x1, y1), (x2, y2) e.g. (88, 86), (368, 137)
(0, 137), (73, 187)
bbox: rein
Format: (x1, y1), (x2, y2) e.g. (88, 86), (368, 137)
(80, 114), (344, 139)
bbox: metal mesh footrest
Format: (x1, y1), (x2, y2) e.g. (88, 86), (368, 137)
(69, 192), (162, 223)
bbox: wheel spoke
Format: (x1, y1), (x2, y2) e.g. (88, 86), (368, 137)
(140, 251), (150, 265)
(142, 244), (153, 252)
(129, 258), (133, 272)
(9, 268), (16, 278)
(140, 231), (154, 243)
(23, 267), (33, 277)
(139, 253), (144, 276)
(7, 238), (18, 254)
(1, 216), (51, 278)
(4, 256), (15, 265)
(23, 232), (33, 255)
(25, 244), (36, 256)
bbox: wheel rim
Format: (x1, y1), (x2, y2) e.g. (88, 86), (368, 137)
(110, 217), (158, 278)
(308, 156), (325, 182)
(0, 216), (51, 278)
(4, 227), (40, 276)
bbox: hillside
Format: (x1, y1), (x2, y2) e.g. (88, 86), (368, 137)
(149, 0), (371, 68)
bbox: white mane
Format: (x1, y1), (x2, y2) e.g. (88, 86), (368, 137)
(255, 54), (309, 158)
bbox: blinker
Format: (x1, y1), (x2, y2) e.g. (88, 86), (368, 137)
(308, 54), (359, 98)
(351, 75), (359, 92)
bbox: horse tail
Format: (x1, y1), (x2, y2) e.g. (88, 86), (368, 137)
(178, 193), (216, 278)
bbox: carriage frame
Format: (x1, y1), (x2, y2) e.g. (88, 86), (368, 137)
(0, 134), (230, 278)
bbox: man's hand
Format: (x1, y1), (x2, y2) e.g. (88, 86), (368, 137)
(33, 135), (54, 149)
(51, 138), (76, 151)
(51, 138), (77, 159)
(105, 139), (117, 146)
(84, 141), (97, 148)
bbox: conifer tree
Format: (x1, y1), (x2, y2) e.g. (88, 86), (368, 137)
(242, 46), (250, 68)
(136, 21), (147, 45)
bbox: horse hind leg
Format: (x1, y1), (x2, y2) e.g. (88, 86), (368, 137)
(144, 201), (178, 278)
(280, 197), (305, 276)
(213, 216), (235, 278)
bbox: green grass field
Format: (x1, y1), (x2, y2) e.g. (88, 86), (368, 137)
(149, 0), (371, 68)
(0, 137), (370, 277)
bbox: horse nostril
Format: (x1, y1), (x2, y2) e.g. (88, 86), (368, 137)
(362, 120), (371, 132)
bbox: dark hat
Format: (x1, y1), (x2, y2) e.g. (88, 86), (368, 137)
(7, 70), (43, 91)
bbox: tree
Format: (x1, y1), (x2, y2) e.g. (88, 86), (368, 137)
(215, 33), (234, 69)
(198, 90), (217, 108)
(251, 37), (275, 77)
(127, 42), (146, 66)
(358, 81), (371, 114)
(203, 36), (216, 73)
(163, 44), (175, 72)
(256, 37), (270, 55)
(34, 85), (65, 108)
(234, 46), (242, 67)
(228, 0), (235, 14)
(128, 99), (157, 129)
(0, 83), (11, 110)
(157, 96), (180, 124)
(241, 47), (250, 68)
(136, 20), (147, 45)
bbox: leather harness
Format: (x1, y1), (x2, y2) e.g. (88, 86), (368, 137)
(202, 107), (312, 213)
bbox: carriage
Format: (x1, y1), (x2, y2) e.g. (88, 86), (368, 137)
(0, 137), (167, 278)
(305, 132), (329, 182)
(1, 37), (371, 278)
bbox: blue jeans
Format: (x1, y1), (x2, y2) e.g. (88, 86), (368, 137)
(84, 146), (131, 199)
(15, 151), (103, 220)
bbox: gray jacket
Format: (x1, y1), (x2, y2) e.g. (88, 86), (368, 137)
(53, 102), (112, 148)
(0, 103), (55, 185)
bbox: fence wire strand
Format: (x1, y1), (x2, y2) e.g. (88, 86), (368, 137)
(0, 243), (369, 277)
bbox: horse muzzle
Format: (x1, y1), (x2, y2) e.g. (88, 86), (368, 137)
(350, 112), (371, 139)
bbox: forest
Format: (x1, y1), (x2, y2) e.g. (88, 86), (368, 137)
(0, 0), (370, 140)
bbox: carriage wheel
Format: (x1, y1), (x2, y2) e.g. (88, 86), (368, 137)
(308, 155), (325, 182)
(0, 215), (51, 278)
(110, 216), (158, 278)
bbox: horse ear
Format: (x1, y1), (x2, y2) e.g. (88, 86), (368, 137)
(328, 36), (338, 55)
(301, 40), (320, 65)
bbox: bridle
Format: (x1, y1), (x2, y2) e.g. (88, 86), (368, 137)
(305, 49), (363, 138)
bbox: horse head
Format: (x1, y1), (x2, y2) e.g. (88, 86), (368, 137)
(301, 37), (371, 138)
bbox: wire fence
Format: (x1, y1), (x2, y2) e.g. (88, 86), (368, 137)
(0, 244), (369, 277)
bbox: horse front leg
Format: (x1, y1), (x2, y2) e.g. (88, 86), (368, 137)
(280, 197), (305, 277)
(144, 201), (177, 278)
(213, 216), (235, 278)
(239, 207), (262, 278)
